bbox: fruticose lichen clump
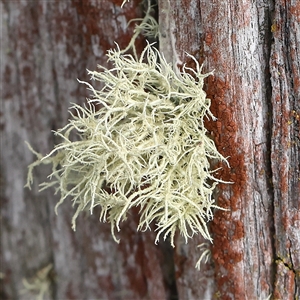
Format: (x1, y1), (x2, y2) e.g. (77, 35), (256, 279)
(26, 43), (228, 246)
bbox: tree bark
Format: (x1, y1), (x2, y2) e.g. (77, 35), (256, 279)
(1, 0), (299, 299)
(159, 1), (299, 299)
(1, 1), (171, 299)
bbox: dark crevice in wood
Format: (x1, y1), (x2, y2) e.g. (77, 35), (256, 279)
(148, 2), (178, 299)
(266, 0), (277, 295)
(158, 240), (179, 300)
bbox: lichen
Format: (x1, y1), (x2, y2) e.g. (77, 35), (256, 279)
(195, 243), (211, 270)
(121, 0), (130, 8)
(121, 0), (158, 59)
(21, 264), (53, 300)
(26, 42), (229, 246)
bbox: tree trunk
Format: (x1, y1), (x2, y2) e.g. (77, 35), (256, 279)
(1, 1), (299, 299)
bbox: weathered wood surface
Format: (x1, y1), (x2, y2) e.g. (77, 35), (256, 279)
(159, 0), (300, 299)
(270, 1), (300, 298)
(1, 1), (172, 299)
(1, 0), (299, 299)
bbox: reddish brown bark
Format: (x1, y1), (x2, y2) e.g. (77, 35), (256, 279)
(159, 0), (299, 299)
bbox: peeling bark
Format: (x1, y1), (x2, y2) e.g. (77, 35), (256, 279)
(1, 0), (299, 299)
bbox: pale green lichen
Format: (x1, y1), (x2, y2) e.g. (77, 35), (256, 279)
(122, 0), (158, 59)
(121, 0), (130, 8)
(26, 43), (228, 246)
(195, 243), (211, 270)
(20, 264), (53, 300)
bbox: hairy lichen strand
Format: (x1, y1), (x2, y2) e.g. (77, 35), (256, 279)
(26, 42), (229, 247)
